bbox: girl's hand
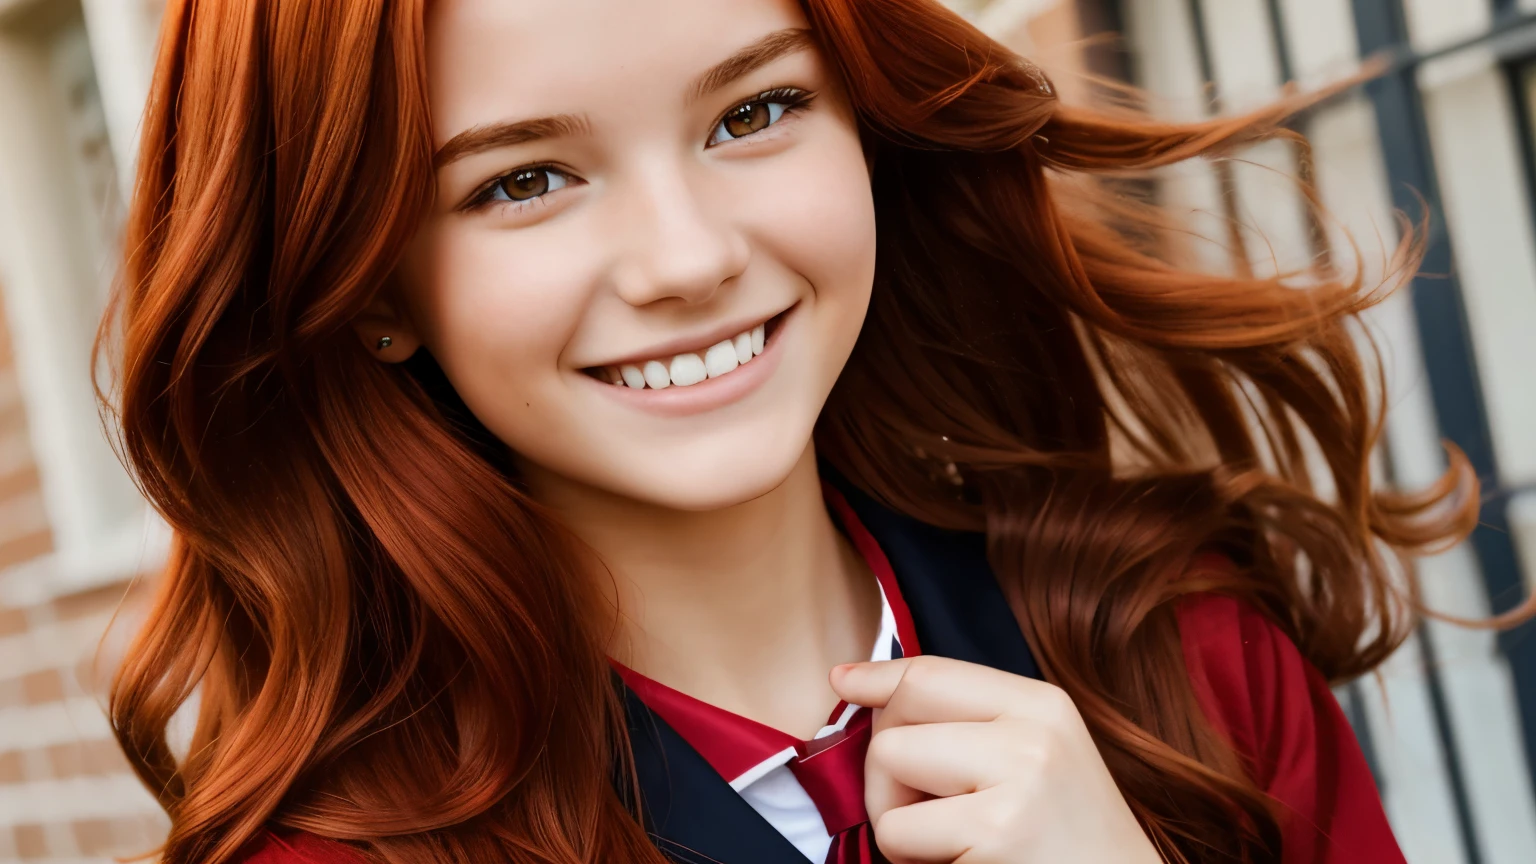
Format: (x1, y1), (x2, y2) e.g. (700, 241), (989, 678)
(829, 656), (1163, 864)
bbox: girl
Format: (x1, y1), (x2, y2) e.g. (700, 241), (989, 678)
(104, 0), (1476, 861)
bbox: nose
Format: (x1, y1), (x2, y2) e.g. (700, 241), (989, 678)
(606, 158), (751, 308)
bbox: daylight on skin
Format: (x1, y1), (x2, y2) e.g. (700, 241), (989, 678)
(351, 0), (885, 748)
(35, 0), (1467, 857)
(375, 0), (878, 515)
(6, 0), (1524, 853)
(350, 4), (1158, 861)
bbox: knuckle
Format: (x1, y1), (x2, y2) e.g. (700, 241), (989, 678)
(999, 726), (1042, 763)
(872, 811), (908, 858)
(901, 654), (944, 687)
(1037, 736), (1070, 773)
(1036, 682), (1081, 727)
(1012, 739), (1051, 772)
(977, 793), (1022, 839)
(866, 727), (906, 765)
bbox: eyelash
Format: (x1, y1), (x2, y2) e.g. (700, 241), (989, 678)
(464, 86), (818, 214)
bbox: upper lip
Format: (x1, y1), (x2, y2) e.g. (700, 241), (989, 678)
(576, 307), (787, 369)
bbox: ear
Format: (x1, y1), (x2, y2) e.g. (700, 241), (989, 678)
(351, 288), (423, 363)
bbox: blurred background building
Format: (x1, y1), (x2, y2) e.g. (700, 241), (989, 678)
(0, 0), (1532, 861)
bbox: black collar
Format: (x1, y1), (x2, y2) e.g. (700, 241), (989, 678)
(827, 476), (1040, 681)
(621, 477), (1041, 862)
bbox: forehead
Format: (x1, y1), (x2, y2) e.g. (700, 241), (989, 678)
(425, 0), (814, 145)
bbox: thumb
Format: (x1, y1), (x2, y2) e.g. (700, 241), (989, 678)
(829, 658), (911, 708)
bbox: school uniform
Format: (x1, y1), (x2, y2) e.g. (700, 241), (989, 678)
(238, 476), (1407, 864)
(612, 483), (928, 864)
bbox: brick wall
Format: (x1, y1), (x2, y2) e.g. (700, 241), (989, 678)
(0, 300), (165, 862)
(0, 319), (50, 569)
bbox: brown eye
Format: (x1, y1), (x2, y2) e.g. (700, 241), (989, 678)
(480, 165), (573, 209)
(722, 102), (771, 139)
(707, 90), (803, 146)
(499, 168), (551, 201)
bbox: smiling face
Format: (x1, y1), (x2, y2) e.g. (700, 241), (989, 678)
(378, 0), (877, 512)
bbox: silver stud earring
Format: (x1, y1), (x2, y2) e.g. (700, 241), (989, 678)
(376, 336), (393, 351)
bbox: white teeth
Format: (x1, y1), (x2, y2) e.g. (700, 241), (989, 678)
(704, 340), (739, 378)
(602, 322), (772, 390)
(642, 360), (671, 389)
(669, 352), (708, 387)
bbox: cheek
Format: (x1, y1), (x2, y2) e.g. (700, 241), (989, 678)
(766, 156), (875, 288)
(406, 224), (589, 400)
(791, 192), (877, 302)
(755, 130), (879, 350)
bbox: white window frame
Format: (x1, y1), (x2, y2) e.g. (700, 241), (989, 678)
(0, 0), (166, 604)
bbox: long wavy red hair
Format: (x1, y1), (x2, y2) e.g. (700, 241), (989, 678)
(101, 0), (1491, 861)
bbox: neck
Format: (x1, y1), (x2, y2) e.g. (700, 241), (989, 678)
(530, 447), (879, 738)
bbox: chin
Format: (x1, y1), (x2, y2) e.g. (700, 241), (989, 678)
(607, 432), (813, 513)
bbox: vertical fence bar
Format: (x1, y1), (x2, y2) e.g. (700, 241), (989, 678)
(1261, 0), (1296, 85)
(1351, 0), (1536, 825)
(1180, 0), (1254, 270)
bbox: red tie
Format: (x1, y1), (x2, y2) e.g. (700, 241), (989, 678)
(787, 708), (887, 864)
(613, 484), (918, 862)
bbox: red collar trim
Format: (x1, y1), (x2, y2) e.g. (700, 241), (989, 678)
(611, 662), (799, 782)
(613, 482), (921, 784)
(821, 482), (922, 657)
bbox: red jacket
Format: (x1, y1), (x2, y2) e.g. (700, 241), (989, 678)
(234, 594), (1404, 864)
(233, 484), (1405, 864)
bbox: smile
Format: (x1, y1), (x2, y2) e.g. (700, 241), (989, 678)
(579, 305), (795, 418)
(584, 311), (787, 390)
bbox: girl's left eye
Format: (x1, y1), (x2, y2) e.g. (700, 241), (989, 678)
(707, 87), (814, 146)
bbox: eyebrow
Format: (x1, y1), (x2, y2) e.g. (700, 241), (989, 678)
(433, 27), (816, 168)
(685, 27), (814, 107)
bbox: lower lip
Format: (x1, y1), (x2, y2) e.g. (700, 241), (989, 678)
(582, 306), (795, 418)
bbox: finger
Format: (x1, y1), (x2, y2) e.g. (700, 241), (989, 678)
(833, 655), (1074, 731)
(866, 722), (1014, 800)
(829, 656), (910, 709)
(874, 788), (1010, 864)
(862, 751), (929, 834)
(864, 722), (1032, 826)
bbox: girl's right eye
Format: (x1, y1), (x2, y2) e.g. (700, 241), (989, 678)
(469, 165), (576, 213)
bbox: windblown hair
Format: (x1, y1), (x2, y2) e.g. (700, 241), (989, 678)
(102, 0), (1484, 862)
